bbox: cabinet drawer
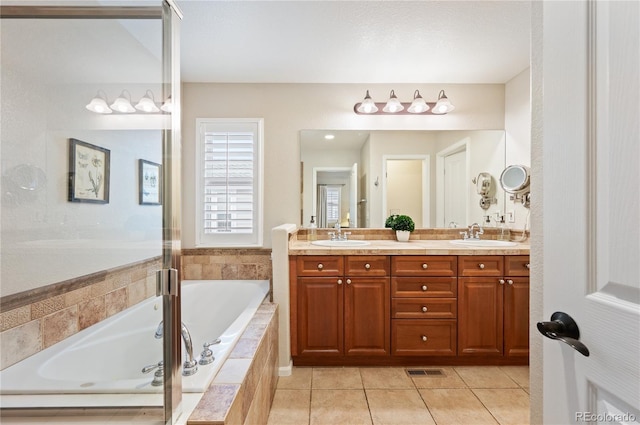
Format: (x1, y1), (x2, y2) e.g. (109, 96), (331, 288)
(505, 256), (530, 277)
(392, 298), (457, 319)
(458, 256), (504, 276)
(391, 277), (457, 298)
(392, 320), (457, 356)
(296, 256), (343, 276)
(391, 256), (457, 277)
(345, 255), (389, 276)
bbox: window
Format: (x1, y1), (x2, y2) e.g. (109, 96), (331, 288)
(196, 118), (263, 247)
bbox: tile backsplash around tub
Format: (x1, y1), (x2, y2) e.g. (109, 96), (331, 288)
(181, 248), (273, 282)
(0, 257), (161, 370)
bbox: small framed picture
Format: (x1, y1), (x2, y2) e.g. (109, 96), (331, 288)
(68, 138), (110, 203)
(139, 159), (162, 205)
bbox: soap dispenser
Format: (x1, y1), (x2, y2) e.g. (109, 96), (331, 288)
(497, 216), (511, 241)
(308, 216), (317, 241)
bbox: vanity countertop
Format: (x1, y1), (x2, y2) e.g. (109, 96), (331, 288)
(288, 238), (530, 255)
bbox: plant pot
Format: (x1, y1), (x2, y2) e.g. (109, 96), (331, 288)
(395, 230), (410, 242)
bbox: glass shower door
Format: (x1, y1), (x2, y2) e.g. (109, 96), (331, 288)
(0, 2), (182, 423)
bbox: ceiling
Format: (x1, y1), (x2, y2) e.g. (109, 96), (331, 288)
(176, 0), (531, 84)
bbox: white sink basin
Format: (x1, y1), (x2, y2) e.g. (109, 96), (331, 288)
(449, 239), (518, 247)
(311, 240), (371, 247)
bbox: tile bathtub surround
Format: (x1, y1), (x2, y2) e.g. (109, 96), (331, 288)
(181, 248), (272, 282)
(188, 302), (279, 425)
(267, 365), (530, 425)
(0, 257), (161, 370)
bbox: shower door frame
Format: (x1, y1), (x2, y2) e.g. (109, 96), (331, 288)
(0, 3), (184, 424)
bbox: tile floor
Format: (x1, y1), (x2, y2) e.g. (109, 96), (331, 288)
(267, 366), (530, 425)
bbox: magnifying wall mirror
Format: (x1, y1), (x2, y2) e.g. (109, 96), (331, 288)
(500, 164), (530, 207)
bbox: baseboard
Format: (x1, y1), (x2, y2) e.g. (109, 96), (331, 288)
(278, 360), (293, 376)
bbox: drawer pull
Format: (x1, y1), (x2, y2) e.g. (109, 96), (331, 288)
(479, 263), (485, 269)
(525, 263), (530, 269)
(499, 279), (505, 285)
(317, 263), (324, 270)
(421, 335), (428, 342)
(422, 306), (428, 312)
(421, 285), (428, 291)
(337, 279), (343, 285)
(346, 279), (352, 285)
(507, 279), (514, 285)
(422, 263), (428, 269)
(364, 263), (371, 270)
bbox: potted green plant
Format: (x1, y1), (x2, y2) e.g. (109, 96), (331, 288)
(385, 214), (415, 242)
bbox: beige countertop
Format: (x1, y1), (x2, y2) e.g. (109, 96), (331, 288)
(288, 238), (530, 255)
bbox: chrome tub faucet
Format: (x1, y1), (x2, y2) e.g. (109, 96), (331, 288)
(154, 321), (198, 376)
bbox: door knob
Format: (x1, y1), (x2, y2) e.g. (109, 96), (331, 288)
(537, 311), (590, 357)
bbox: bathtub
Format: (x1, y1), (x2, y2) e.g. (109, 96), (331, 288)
(0, 280), (270, 396)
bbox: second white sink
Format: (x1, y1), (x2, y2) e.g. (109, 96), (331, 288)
(449, 239), (518, 247)
(311, 240), (371, 247)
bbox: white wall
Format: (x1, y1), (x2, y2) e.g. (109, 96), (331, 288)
(505, 67), (532, 231)
(182, 83), (506, 248)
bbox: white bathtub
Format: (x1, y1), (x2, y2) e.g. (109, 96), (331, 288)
(0, 280), (269, 395)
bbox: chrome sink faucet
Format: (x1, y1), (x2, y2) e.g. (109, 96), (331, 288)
(468, 223), (484, 240)
(155, 321), (198, 376)
(329, 222), (349, 241)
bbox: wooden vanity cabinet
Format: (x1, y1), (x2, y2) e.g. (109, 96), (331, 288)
(293, 255), (390, 358)
(458, 255), (530, 357)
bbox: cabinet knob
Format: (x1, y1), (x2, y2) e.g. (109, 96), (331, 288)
(421, 335), (428, 342)
(337, 279), (342, 285)
(507, 279), (514, 285)
(525, 263), (530, 269)
(364, 263), (371, 270)
(317, 263), (324, 270)
(479, 263), (485, 269)
(422, 263), (428, 269)
(421, 285), (428, 291)
(346, 279), (352, 285)
(499, 279), (505, 285)
(422, 306), (428, 312)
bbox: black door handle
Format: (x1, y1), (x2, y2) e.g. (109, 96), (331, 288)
(537, 311), (590, 357)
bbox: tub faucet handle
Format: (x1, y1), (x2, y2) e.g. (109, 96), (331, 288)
(141, 361), (164, 387)
(199, 338), (221, 365)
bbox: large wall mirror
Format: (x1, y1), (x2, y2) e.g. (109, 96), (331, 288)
(300, 130), (507, 229)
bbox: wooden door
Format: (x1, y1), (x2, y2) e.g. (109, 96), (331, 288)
(504, 277), (529, 357)
(344, 277), (390, 356)
(297, 277), (343, 356)
(458, 277), (503, 356)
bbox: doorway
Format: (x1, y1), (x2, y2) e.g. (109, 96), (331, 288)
(382, 156), (429, 227)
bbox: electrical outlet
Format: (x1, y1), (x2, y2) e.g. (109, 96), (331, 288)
(507, 210), (515, 223)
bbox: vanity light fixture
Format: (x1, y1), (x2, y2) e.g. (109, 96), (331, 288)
(87, 90), (171, 114)
(432, 90), (456, 114)
(110, 90), (136, 113)
(135, 90), (160, 113)
(354, 89), (454, 115)
(85, 90), (112, 114)
(382, 90), (404, 113)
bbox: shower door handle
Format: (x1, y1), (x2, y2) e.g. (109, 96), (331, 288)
(537, 311), (590, 357)
(156, 268), (179, 297)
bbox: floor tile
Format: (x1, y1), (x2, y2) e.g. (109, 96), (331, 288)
(312, 367), (363, 389)
(360, 367), (415, 389)
(419, 388), (499, 425)
(277, 367), (313, 390)
(473, 388), (530, 425)
(409, 366), (468, 389)
(310, 389), (372, 425)
(454, 366), (519, 388)
(500, 366), (530, 388)
(267, 389), (311, 425)
(366, 389), (435, 425)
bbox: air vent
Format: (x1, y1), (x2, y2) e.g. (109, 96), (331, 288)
(406, 368), (444, 377)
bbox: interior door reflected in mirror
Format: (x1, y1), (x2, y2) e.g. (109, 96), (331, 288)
(300, 130), (507, 228)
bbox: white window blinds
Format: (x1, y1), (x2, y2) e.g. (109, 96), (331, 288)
(196, 119), (263, 247)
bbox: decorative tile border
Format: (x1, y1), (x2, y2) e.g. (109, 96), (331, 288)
(181, 248), (272, 282)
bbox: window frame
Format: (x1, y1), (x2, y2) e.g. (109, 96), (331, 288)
(195, 118), (264, 248)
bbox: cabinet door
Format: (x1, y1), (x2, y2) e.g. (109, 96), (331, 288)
(504, 277), (530, 357)
(458, 277), (504, 356)
(297, 277), (343, 356)
(344, 277), (390, 356)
